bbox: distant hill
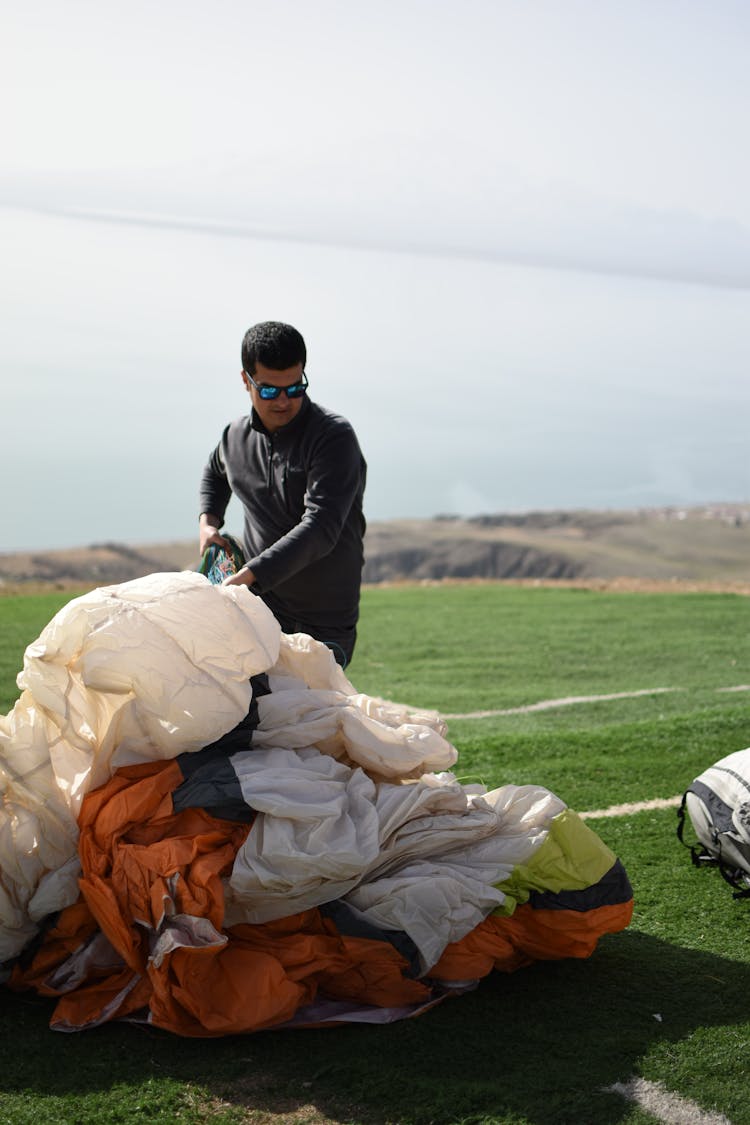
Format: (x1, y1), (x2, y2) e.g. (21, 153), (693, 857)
(1, 505), (749, 592)
(362, 505), (750, 586)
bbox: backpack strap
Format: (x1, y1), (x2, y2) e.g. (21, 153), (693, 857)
(718, 861), (750, 900)
(676, 793), (715, 868)
(676, 793), (689, 845)
(678, 793), (750, 896)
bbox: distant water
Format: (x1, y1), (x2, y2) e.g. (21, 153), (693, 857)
(2, 206), (748, 552)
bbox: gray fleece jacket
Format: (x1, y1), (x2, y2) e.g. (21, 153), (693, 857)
(199, 396), (366, 632)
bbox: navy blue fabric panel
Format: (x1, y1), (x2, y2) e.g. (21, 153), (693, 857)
(527, 860), (633, 913)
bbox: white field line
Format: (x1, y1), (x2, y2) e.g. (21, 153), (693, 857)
(605, 1077), (733, 1125)
(445, 683), (750, 720)
(443, 686), (677, 720)
(443, 683), (748, 819)
(580, 795), (681, 820)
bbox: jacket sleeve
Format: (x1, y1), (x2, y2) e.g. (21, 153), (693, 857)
(199, 436), (233, 523)
(246, 424), (364, 592)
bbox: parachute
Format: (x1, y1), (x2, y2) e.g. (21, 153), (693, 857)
(1, 572), (632, 1034)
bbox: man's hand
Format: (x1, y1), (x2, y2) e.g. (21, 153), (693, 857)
(222, 565), (256, 588)
(199, 514), (231, 556)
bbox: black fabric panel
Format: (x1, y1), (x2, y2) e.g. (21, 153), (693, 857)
(319, 899), (422, 978)
(527, 859), (633, 913)
(172, 756), (254, 823)
(177, 673), (270, 781)
(172, 674), (271, 820)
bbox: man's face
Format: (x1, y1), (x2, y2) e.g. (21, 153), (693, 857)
(242, 361), (306, 433)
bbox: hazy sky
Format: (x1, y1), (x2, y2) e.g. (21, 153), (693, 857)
(5, 0), (750, 286)
(2, 1), (750, 551)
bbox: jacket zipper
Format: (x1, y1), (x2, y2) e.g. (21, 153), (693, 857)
(267, 434), (274, 490)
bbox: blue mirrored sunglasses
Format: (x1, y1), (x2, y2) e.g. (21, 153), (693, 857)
(246, 372), (308, 400)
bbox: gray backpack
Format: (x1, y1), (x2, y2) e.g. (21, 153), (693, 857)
(677, 748), (750, 899)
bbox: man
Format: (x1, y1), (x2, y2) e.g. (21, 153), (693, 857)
(199, 321), (367, 667)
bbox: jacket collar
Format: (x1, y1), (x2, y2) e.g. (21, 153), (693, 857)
(250, 394), (311, 438)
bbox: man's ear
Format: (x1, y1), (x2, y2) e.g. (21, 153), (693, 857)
(241, 370), (251, 390)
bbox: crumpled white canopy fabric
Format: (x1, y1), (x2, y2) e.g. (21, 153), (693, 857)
(14, 572), (280, 812)
(252, 689), (454, 779)
(225, 747), (564, 971)
(346, 784), (566, 970)
(225, 747), (382, 918)
(255, 637), (453, 778)
(1, 572), (279, 962)
(0, 572), (463, 965)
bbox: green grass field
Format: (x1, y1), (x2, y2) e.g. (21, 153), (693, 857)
(1, 583), (749, 1124)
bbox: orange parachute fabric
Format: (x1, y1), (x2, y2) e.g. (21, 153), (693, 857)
(431, 898), (634, 981)
(11, 760), (433, 1034)
(11, 755), (632, 1034)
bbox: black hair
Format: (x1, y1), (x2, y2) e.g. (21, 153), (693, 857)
(241, 321), (307, 374)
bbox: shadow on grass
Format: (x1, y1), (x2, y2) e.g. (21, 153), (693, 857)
(2, 929), (747, 1124)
